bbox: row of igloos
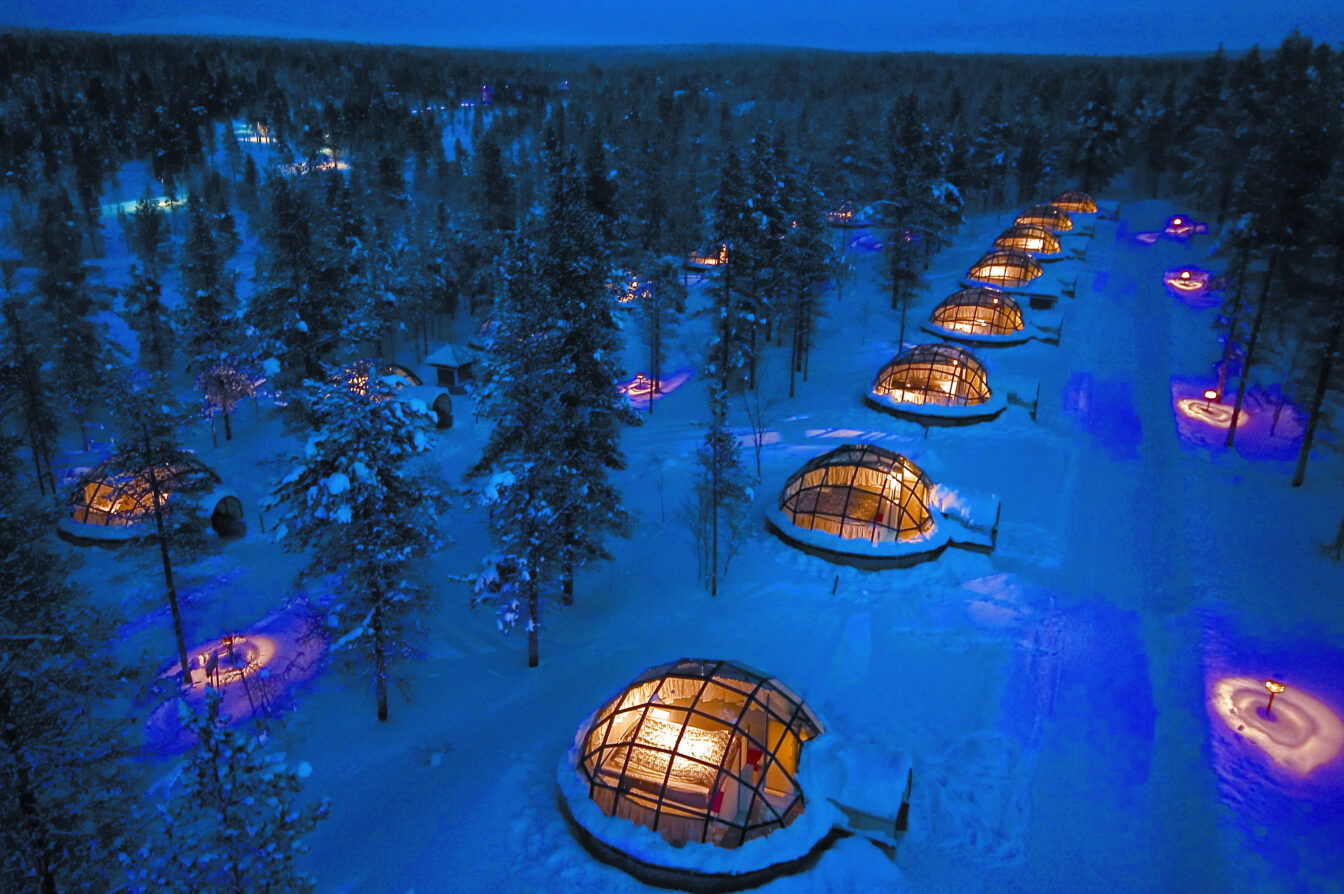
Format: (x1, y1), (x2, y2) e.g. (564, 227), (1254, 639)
(868, 191), (1099, 423)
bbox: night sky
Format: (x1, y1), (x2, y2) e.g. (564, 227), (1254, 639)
(2, 0), (1339, 55)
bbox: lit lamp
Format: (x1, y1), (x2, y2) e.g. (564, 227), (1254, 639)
(1265, 679), (1286, 715)
(1203, 388), (1219, 409)
(1180, 270), (1191, 282)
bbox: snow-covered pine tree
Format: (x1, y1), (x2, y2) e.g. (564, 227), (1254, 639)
(268, 372), (445, 720)
(775, 160), (834, 397)
(0, 301), (59, 494)
(708, 145), (754, 394)
(123, 263), (174, 373)
(1065, 76), (1125, 194)
(472, 237), (566, 667)
(31, 187), (110, 450)
(178, 191), (240, 365)
(471, 129), (515, 233)
(695, 382), (756, 597)
(129, 188), (169, 268)
(127, 691), (327, 894)
(0, 438), (132, 893)
(547, 134), (639, 604)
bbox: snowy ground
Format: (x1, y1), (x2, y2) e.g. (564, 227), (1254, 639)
(51, 186), (1344, 893)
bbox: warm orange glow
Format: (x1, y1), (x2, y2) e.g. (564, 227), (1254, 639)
(634, 715), (729, 767)
(1173, 218), (1182, 225)
(183, 634), (279, 689)
(1165, 268), (1211, 292)
(618, 273), (651, 304)
(1212, 676), (1344, 776)
(1203, 389), (1219, 401)
(687, 242), (729, 268)
(1177, 398), (1248, 428)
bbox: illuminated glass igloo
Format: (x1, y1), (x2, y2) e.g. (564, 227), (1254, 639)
(60, 452), (244, 544)
(925, 287), (1027, 345)
(571, 658), (822, 847)
(966, 249), (1043, 288)
(992, 224), (1061, 255)
(1014, 204), (1073, 232)
(869, 344), (1006, 423)
(1050, 190), (1097, 213)
(767, 444), (998, 566)
(560, 659), (838, 888)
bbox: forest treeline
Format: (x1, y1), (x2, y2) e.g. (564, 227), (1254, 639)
(1, 26), (1342, 892)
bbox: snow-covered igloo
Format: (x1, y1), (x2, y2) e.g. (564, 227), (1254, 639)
(767, 444), (999, 567)
(1013, 204), (1073, 232)
(966, 248), (1043, 288)
(560, 658), (844, 888)
(869, 343), (1005, 423)
(1050, 190), (1097, 213)
(59, 452), (244, 545)
(992, 224), (1061, 256)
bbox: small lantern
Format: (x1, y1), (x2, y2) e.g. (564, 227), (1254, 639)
(1203, 388), (1218, 408)
(1180, 270), (1191, 280)
(1265, 679), (1286, 714)
(1172, 217), (1182, 225)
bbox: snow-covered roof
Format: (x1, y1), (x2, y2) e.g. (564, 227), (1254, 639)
(425, 343), (479, 368)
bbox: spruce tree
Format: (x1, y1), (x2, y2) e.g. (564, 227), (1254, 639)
(123, 264), (174, 373)
(127, 692), (327, 893)
(178, 192), (238, 365)
(32, 188), (109, 449)
(269, 373), (445, 719)
(546, 138), (638, 602)
(0, 439), (132, 893)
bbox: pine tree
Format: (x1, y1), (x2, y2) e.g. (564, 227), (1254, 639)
(269, 373), (445, 719)
(32, 187), (110, 449)
(0, 301), (59, 494)
(127, 692), (327, 893)
(708, 146), (754, 393)
(123, 264), (174, 373)
(129, 188), (168, 269)
(1066, 76), (1125, 194)
(695, 383), (755, 596)
(178, 192), (238, 365)
(0, 439), (132, 893)
(776, 161), (833, 397)
(471, 130), (515, 233)
(470, 235), (563, 667)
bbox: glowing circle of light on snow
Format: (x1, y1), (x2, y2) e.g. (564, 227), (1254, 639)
(175, 633), (279, 689)
(1176, 397), (1249, 428)
(1211, 676), (1344, 776)
(1164, 267), (1211, 292)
